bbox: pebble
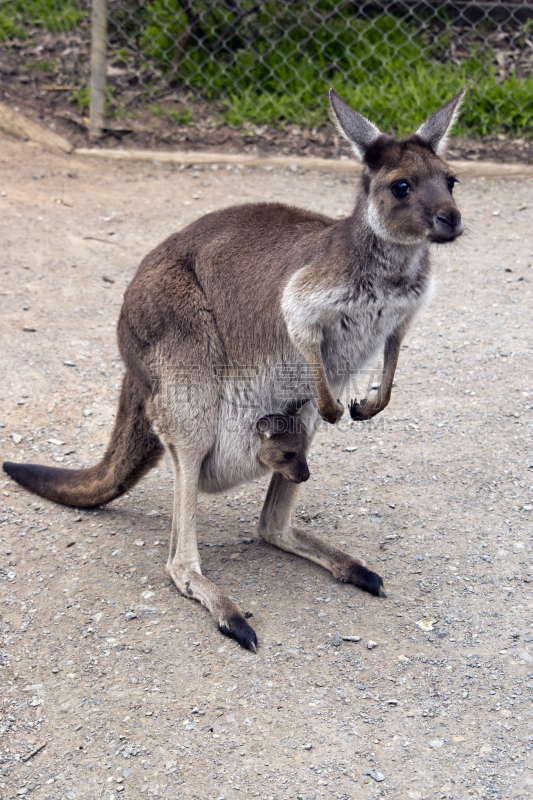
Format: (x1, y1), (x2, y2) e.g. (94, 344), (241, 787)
(342, 635), (362, 643)
(345, 446), (357, 452)
(332, 632), (342, 647)
(134, 540), (145, 547)
(430, 739), (444, 748)
(11, 433), (23, 444)
(303, 742), (314, 750)
(63, 360), (76, 367)
(362, 769), (385, 782)
(82, 408), (93, 417)
(520, 652), (533, 662)
(367, 640), (378, 650)
(125, 612), (137, 621)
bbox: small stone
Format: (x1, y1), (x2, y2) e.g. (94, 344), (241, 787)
(63, 360), (76, 367)
(11, 433), (22, 444)
(134, 540), (145, 547)
(342, 635), (362, 643)
(520, 652), (533, 662)
(510, 631), (520, 639)
(430, 739), (444, 748)
(332, 632), (342, 647)
(345, 446), (357, 452)
(82, 407), (92, 417)
(125, 612), (137, 621)
(362, 769), (385, 782)
(370, 517), (382, 524)
(524, 634), (533, 642)
(367, 640), (378, 650)
(303, 742), (314, 750)
(22, 326), (36, 332)
(386, 699), (399, 705)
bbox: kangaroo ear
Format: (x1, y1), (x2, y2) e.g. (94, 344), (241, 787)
(329, 89), (382, 161)
(416, 86), (467, 156)
(284, 398), (311, 417)
(294, 399), (311, 417)
(257, 417), (273, 441)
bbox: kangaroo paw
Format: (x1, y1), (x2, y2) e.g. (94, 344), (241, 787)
(349, 398), (368, 422)
(320, 399), (344, 424)
(219, 614), (258, 652)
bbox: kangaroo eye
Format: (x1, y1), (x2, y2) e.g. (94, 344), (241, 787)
(447, 177), (458, 192)
(391, 180), (411, 198)
(283, 452), (296, 460)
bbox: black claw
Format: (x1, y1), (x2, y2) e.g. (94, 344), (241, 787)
(349, 399), (364, 422)
(219, 616), (258, 652)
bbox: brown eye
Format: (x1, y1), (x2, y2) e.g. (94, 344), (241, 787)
(283, 452), (296, 460)
(447, 177), (458, 192)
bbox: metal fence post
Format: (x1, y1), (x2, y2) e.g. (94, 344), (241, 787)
(89, 0), (107, 140)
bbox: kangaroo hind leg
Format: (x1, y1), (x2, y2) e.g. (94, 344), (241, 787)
(165, 442), (258, 652)
(258, 472), (385, 596)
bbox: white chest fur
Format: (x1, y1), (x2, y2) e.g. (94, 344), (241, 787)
(281, 243), (432, 392)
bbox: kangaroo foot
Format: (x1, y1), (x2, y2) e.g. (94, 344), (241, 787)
(166, 561), (258, 652)
(218, 614), (258, 652)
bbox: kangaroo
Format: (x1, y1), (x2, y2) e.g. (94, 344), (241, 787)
(3, 87), (465, 652)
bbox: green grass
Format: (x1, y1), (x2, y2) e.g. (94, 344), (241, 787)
(0, 0), (86, 40)
(126, 2), (533, 137)
(4, 0), (533, 138)
(168, 106), (194, 125)
(22, 58), (58, 72)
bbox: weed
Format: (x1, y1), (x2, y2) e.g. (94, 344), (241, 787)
(168, 106), (194, 125)
(71, 84), (116, 114)
(22, 59), (58, 73)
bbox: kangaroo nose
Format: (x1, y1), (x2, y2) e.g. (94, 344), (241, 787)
(436, 207), (461, 230)
(301, 467), (310, 482)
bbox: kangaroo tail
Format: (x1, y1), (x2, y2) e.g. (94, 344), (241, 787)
(3, 372), (164, 508)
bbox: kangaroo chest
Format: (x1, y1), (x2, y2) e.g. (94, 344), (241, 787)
(321, 270), (431, 386)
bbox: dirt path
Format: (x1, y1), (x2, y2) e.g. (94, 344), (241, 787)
(1, 135), (532, 800)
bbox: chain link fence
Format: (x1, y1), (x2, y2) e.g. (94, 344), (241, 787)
(2, 1), (533, 137)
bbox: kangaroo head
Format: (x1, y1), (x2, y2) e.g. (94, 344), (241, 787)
(257, 403), (310, 484)
(330, 88), (466, 245)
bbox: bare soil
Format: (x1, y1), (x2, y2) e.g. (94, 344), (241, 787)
(1, 133), (533, 800)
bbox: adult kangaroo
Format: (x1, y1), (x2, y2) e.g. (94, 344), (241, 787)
(4, 88), (465, 652)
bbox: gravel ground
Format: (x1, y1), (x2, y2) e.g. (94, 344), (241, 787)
(1, 135), (533, 800)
